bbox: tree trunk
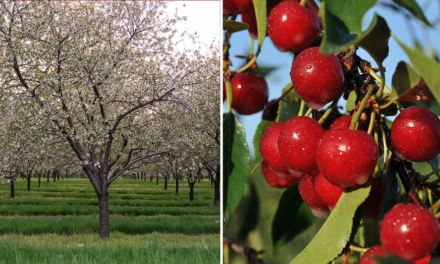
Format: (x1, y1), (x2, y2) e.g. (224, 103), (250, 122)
(10, 180), (14, 198)
(156, 174), (159, 185)
(211, 175), (213, 185)
(214, 179), (220, 205)
(98, 194), (110, 238)
(188, 179), (195, 201)
(53, 171), (56, 182)
(175, 177), (179, 193)
(198, 173), (200, 183)
(164, 177), (167, 190)
(38, 177), (41, 188)
(47, 171), (50, 183)
(27, 177), (30, 192)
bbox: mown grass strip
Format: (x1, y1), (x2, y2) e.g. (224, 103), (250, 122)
(0, 215), (220, 235)
(0, 191), (212, 201)
(0, 237), (219, 264)
(0, 198), (212, 207)
(0, 204), (219, 216)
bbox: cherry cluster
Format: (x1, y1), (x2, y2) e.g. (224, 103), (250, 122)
(224, 0), (440, 262)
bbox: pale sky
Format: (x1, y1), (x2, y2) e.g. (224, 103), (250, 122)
(166, 1), (221, 53)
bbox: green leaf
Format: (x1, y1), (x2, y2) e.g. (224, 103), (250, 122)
(320, 0), (391, 63)
(392, 0), (432, 27)
(276, 83), (309, 122)
(251, 120), (274, 175)
(378, 159), (399, 224)
(238, 181), (260, 241)
(272, 185), (316, 254)
(223, 113), (250, 220)
(323, 0), (377, 33)
(428, 156), (439, 178)
(223, 20), (249, 34)
(290, 184), (371, 264)
(255, 66), (276, 77)
(253, 0), (267, 50)
(356, 14), (390, 64)
(345, 90), (357, 114)
(395, 37), (440, 105)
(391, 61), (434, 102)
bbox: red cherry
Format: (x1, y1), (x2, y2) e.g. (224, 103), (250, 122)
(231, 73), (269, 115)
(223, 0), (253, 15)
(380, 203), (440, 261)
(290, 47), (345, 110)
(298, 172), (329, 218)
(330, 115), (368, 132)
(241, 10), (258, 40)
(242, 0), (288, 40)
(278, 116), (324, 177)
(316, 129), (378, 187)
(358, 245), (389, 264)
(317, 108), (344, 130)
(391, 106), (440, 162)
(267, 1), (319, 53)
(261, 161), (299, 188)
(314, 171), (345, 210)
(413, 255), (431, 264)
(260, 121), (290, 177)
(262, 99), (280, 121)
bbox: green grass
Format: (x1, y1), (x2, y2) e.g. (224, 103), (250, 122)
(0, 197), (212, 207)
(0, 215), (220, 235)
(0, 178), (219, 262)
(0, 233), (220, 264)
(0, 204), (219, 216)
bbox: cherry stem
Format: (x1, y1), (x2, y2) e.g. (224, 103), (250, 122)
(266, 84), (294, 109)
(300, 0), (307, 6)
(236, 56), (258, 73)
(393, 159), (426, 208)
(349, 244), (368, 253)
(367, 110), (376, 135)
(429, 197), (440, 213)
(298, 100), (305, 116)
(379, 124), (388, 163)
(369, 69), (391, 94)
(343, 45), (356, 60)
(360, 47), (385, 100)
(225, 79), (233, 113)
(249, 38), (254, 57)
(349, 85), (374, 130)
(425, 175), (440, 187)
(420, 168), (440, 181)
(373, 126), (380, 175)
(317, 88), (345, 125)
(304, 107), (313, 117)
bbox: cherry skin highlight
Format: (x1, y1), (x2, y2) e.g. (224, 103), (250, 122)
(298, 171), (329, 218)
(391, 106), (440, 162)
(290, 47), (345, 110)
(261, 161), (299, 188)
(358, 245), (389, 264)
(278, 116), (324, 177)
(223, 0), (254, 15)
(413, 255), (431, 264)
(314, 171), (345, 210)
(380, 203), (440, 261)
(231, 73), (269, 115)
(267, 1), (319, 53)
(316, 129), (378, 187)
(259, 121), (290, 177)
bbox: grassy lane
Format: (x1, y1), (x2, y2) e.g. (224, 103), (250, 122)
(0, 178), (220, 263)
(0, 215), (220, 235)
(0, 233), (220, 264)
